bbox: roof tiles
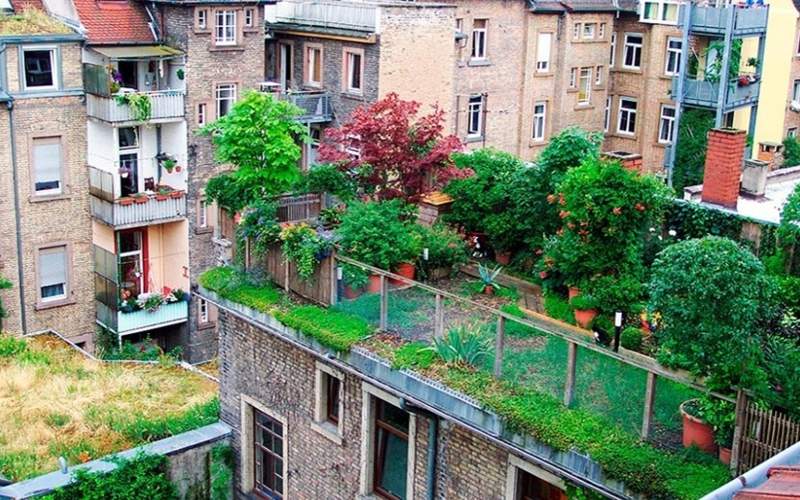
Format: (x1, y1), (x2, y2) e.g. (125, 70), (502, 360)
(72, 0), (154, 44)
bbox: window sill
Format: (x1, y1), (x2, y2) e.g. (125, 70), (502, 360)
(196, 321), (217, 331)
(533, 71), (553, 77)
(661, 74), (677, 81)
(35, 297), (76, 311)
(194, 227), (214, 235)
(529, 139), (546, 147)
(209, 45), (245, 52)
(193, 28), (212, 34)
(467, 59), (491, 67)
(614, 67), (643, 75)
(575, 103), (594, 110)
(311, 421), (343, 445)
(29, 193), (71, 203)
(341, 91), (366, 101)
(611, 132), (637, 140)
(465, 136), (484, 144)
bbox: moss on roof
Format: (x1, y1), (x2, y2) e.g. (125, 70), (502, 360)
(0, 8), (73, 35)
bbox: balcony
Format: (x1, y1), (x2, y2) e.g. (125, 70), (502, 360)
(687, 5), (768, 35)
(272, 0), (378, 34)
(96, 300), (188, 336)
(672, 76), (760, 110)
(86, 90), (185, 124)
(281, 91), (332, 123)
(89, 166), (187, 228)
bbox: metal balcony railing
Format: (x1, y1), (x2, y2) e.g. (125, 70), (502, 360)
(280, 91), (332, 123)
(86, 90), (185, 124)
(273, 0), (378, 32)
(687, 5), (768, 35)
(671, 76), (760, 110)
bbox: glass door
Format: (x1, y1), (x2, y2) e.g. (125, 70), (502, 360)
(118, 230), (145, 300)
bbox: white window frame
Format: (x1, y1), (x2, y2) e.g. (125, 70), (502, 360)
(641, 0), (679, 24)
(623, 33), (643, 70)
(471, 19), (488, 60)
(582, 23), (596, 39)
(536, 32), (552, 73)
(239, 395), (289, 498)
(532, 101), (546, 141)
(244, 8), (254, 27)
(197, 102), (208, 126)
(578, 67), (592, 104)
(658, 104), (676, 144)
(344, 49), (364, 94)
(504, 455), (566, 500)
(789, 127), (798, 138)
(599, 23), (606, 39)
(214, 10), (237, 46)
(198, 297), (209, 323)
(32, 136), (63, 196)
(312, 361), (345, 444)
(215, 83), (237, 118)
(197, 9), (208, 30)
(610, 33), (617, 67)
(617, 97), (638, 135)
(604, 96), (611, 132)
(665, 37), (682, 76)
(21, 46), (58, 91)
(304, 44), (323, 87)
(38, 244), (68, 303)
(793, 79), (800, 102)
(467, 94), (484, 138)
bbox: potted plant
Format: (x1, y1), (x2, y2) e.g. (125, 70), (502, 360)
(571, 294), (598, 328)
(679, 398), (717, 454)
(478, 263), (502, 295)
(169, 189), (184, 199)
(132, 192), (148, 204)
(342, 264), (368, 299)
(119, 196), (134, 206)
(319, 206), (345, 229)
(568, 285), (581, 301)
(155, 186), (170, 201)
(280, 223), (332, 281)
(414, 224), (469, 281)
(161, 157), (177, 174)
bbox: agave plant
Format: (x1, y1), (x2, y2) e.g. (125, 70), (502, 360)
(429, 324), (491, 366)
(478, 263), (503, 290)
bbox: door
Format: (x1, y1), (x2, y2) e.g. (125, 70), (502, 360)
(118, 229), (147, 299)
(117, 60), (138, 90)
(279, 43), (292, 90)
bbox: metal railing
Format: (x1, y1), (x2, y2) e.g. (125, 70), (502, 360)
(274, 0), (378, 32)
(280, 91), (332, 123)
(90, 193), (187, 228)
(688, 5), (768, 35)
(672, 76), (760, 109)
(86, 90), (186, 123)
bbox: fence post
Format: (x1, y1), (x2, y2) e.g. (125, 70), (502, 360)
(379, 275), (388, 331)
(434, 294), (443, 338)
(641, 372), (657, 440)
(329, 256), (337, 307)
(284, 257), (290, 292)
(730, 389), (748, 475)
(563, 342), (577, 407)
(493, 316), (505, 378)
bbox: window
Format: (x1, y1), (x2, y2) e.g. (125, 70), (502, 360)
(789, 128), (798, 138)
(471, 19), (487, 59)
(467, 94), (484, 138)
(532, 101), (546, 141)
(723, 111), (734, 128)
(278, 42), (293, 89)
(23, 48), (56, 89)
(38, 245), (67, 303)
(118, 127), (139, 197)
(344, 49), (363, 93)
(196, 8), (208, 30)
(610, 33), (616, 67)
(214, 10), (237, 46)
(304, 44), (323, 86)
(642, 0), (679, 23)
(32, 137), (62, 195)
(373, 399), (409, 500)
(455, 18), (466, 48)
(569, 68), (577, 88)
(582, 23), (596, 39)
(536, 33), (551, 72)
(514, 468), (566, 500)
(198, 298), (209, 323)
(578, 68), (592, 104)
(244, 8), (254, 27)
(198, 199), (208, 228)
(623, 34), (643, 69)
(617, 97), (637, 135)
(197, 102), (208, 126)
(215, 83), (236, 118)
(793, 80), (800, 101)
(604, 96), (611, 132)
(665, 38), (682, 76)
(253, 409), (285, 499)
(595, 66), (603, 85)
(658, 105), (676, 144)
(599, 23), (606, 39)
(313, 362), (344, 442)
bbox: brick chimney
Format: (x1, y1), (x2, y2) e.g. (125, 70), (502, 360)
(757, 142), (784, 171)
(603, 151), (643, 172)
(701, 128), (747, 209)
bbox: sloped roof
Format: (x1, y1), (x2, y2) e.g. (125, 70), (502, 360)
(10, 0), (45, 10)
(72, 0), (154, 44)
(735, 467), (800, 499)
(528, 0), (637, 13)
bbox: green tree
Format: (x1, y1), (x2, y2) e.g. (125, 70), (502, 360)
(782, 136), (800, 168)
(648, 236), (776, 390)
(200, 91), (308, 212)
(673, 108), (715, 192)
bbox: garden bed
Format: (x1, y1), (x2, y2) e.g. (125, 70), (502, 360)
(0, 334), (219, 482)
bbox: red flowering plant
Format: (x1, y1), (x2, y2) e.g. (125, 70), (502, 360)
(537, 158), (671, 313)
(318, 93), (466, 203)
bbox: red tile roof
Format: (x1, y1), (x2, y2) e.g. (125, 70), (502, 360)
(735, 467), (800, 499)
(72, 0), (155, 44)
(10, 0), (46, 11)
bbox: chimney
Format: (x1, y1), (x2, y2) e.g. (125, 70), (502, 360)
(741, 159), (769, 197)
(757, 142), (783, 171)
(602, 151), (643, 172)
(701, 128), (746, 209)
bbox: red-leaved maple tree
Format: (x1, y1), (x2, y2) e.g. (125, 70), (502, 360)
(318, 93), (466, 202)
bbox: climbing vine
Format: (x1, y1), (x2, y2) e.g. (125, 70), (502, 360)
(114, 93), (153, 122)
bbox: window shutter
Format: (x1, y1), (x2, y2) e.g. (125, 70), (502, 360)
(33, 139), (61, 189)
(39, 247), (67, 288)
(537, 33), (551, 68)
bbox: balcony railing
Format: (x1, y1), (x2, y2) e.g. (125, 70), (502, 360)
(280, 91), (332, 123)
(96, 300), (188, 336)
(86, 90), (185, 124)
(273, 0), (378, 33)
(672, 76), (760, 110)
(687, 5), (768, 35)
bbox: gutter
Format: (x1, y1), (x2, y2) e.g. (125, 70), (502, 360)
(701, 440), (800, 499)
(6, 98), (27, 335)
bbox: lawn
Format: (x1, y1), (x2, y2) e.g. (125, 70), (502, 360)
(0, 335), (219, 482)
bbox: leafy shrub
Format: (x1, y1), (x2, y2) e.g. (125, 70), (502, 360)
(337, 200), (421, 270)
(620, 327), (643, 352)
(649, 236), (777, 390)
(762, 335), (800, 418)
(238, 200), (281, 257)
(570, 294), (597, 311)
(583, 273), (643, 315)
(543, 292), (575, 325)
(673, 108), (715, 192)
(783, 136), (800, 168)
(295, 163), (357, 201)
(413, 224), (469, 279)
(210, 444), (234, 500)
(429, 325), (491, 366)
(0, 334), (27, 357)
(280, 223), (332, 281)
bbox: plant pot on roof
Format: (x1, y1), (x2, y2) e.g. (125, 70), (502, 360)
(478, 263), (502, 295)
(341, 264), (368, 300)
(571, 294), (598, 329)
(169, 189), (184, 199)
(390, 262), (416, 286)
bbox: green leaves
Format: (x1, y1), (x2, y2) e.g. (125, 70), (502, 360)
(337, 200), (421, 270)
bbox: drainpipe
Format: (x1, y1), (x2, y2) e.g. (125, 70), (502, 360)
(6, 99), (28, 335)
(400, 398), (438, 500)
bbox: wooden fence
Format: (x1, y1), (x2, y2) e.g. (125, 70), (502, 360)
(733, 394), (800, 475)
(246, 242), (334, 306)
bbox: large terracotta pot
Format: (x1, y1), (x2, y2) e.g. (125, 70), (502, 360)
(343, 285), (363, 300)
(366, 274), (382, 294)
(484, 285), (495, 295)
(719, 446), (732, 465)
(495, 251), (511, 266)
(573, 308), (597, 328)
(568, 287), (581, 301)
(680, 400), (716, 454)
(390, 262), (415, 285)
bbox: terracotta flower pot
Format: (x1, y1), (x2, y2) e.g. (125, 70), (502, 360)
(719, 446), (732, 465)
(484, 285), (495, 295)
(134, 196), (148, 204)
(573, 308), (597, 328)
(155, 194), (169, 201)
(568, 286), (581, 301)
(343, 285), (363, 300)
(390, 262), (415, 285)
(119, 197), (134, 206)
(366, 274), (382, 294)
(680, 400), (716, 454)
(495, 251), (511, 266)
(175, 166), (182, 172)
(170, 190), (184, 199)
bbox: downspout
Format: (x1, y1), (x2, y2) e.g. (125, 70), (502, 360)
(400, 399), (438, 500)
(6, 99), (28, 335)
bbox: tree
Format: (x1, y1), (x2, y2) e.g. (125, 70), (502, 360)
(648, 236), (777, 390)
(318, 93), (464, 202)
(200, 91), (309, 212)
(673, 108), (714, 192)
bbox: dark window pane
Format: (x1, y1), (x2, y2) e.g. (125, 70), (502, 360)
(376, 428), (408, 499)
(118, 127), (138, 148)
(24, 50), (53, 88)
(377, 400), (409, 434)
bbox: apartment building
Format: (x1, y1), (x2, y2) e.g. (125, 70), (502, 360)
(0, 2), (95, 347)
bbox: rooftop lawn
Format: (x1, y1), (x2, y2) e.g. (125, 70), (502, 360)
(0, 334), (219, 482)
(199, 266), (730, 499)
(0, 9), (73, 35)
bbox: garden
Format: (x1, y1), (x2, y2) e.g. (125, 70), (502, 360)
(0, 334), (219, 482)
(196, 90), (800, 498)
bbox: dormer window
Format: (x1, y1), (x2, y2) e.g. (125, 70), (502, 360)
(641, 0), (679, 23)
(23, 48), (57, 90)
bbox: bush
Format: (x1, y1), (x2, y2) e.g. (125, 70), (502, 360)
(783, 136), (800, 168)
(543, 292), (575, 325)
(0, 334), (27, 357)
(570, 294), (597, 311)
(337, 200), (421, 270)
(238, 200), (281, 257)
(649, 236), (777, 390)
(583, 273), (643, 316)
(413, 223), (469, 279)
(620, 327), (643, 352)
(392, 342), (437, 370)
(673, 109), (715, 192)
(295, 163), (357, 201)
(280, 223), (332, 281)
